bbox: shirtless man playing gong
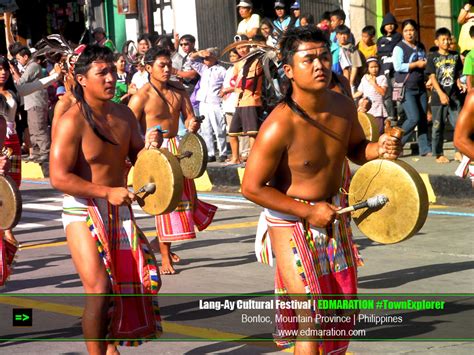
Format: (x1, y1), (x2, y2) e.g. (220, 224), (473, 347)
(242, 27), (401, 354)
(50, 45), (162, 354)
(129, 46), (217, 275)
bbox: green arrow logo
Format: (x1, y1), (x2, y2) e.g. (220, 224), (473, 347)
(14, 314), (29, 321)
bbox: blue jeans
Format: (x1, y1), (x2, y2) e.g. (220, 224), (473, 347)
(401, 88), (431, 156)
(431, 99), (461, 156)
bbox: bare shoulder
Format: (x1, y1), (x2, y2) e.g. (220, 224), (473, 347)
(111, 102), (137, 124)
(56, 103), (84, 129)
(258, 103), (295, 142)
(133, 84), (151, 101)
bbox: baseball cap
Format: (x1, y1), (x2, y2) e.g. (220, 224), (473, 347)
(274, 2), (285, 8)
(290, 1), (300, 9)
(56, 86), (66, 97)
(236, 1), (253, 8)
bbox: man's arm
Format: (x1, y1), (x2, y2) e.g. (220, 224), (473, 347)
(429, 73), (449, 105)
(181, 93), (200, 133)
(49, 111), (110, 199)
(454, 91), (474, 159)
(128, 90), (147, 133)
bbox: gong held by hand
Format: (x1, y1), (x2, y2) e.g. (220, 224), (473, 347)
(348, 123), (429, 244)
(133, 129), (209, 215)
(0, 148), (22, 230)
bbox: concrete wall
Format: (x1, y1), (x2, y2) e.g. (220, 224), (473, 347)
(349, 0), (378, 42)
(172, 0), (199, 48)
(435, 0), (452, 31)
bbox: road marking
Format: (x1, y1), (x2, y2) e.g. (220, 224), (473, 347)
(23, 203), (62, 211)
(19, 221), (260, 250)
(0, 296), (287, 351)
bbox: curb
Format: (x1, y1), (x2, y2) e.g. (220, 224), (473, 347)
(22, 161), (473, 201)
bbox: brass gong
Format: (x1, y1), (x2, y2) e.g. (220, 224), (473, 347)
(357, 112), (379, 142)
(349, 159), (429, 244)
(0, 175), (22, 230)
(133, 148), (183, 215)
(178, 133), (208, 179)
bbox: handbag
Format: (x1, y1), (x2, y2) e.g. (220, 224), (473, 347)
(392, 73), (411, 102)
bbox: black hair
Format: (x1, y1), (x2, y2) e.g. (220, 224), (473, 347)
(321, 11), (331, 21)
(300, 14), (315, 26)
(179, 34), (196, 44)
(72, 45), (117, 145)
(0, 93), (8, 120)
(0, 56), (18, 94)
(280, 26), (330, 65)
(470, 26), (474, 38)
(144, 46), (171, 65)
(113, 52), (125, 62)
(362, 25), (376, 37)
(137, 34), (150, 43)
(16, 46), (31, 58)
(8, 42), (24, 57)
(435, 27), (451, 39)
(335, 25), (351, 35)
(155, 35), (174, 51)
(279, 27), (330, 102)
(401, 19), (418, 31)
(330, 9), (346, 22)
(260, 17), (274, 30)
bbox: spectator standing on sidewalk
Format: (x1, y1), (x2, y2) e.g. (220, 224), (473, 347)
(189, 48), (228, 162)
(353, 57), (388, 135)
(426, 28), (465, 163)
(393, 19), (431, 156)
(15, 46), (50, 163)
(236, 1), (261, 39)
(377, 12), (402, 122)
(335, 25), (365, 94)
(357, 25), (377, 60)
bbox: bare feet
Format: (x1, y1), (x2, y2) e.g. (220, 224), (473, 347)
(106, 344), (120, 355)
(436, 155), (450, 163)
(170, 252), (180, 263)
(160, 253), (176, 275)
(225, 158), (241, 165)
(454, 152), (463, 162)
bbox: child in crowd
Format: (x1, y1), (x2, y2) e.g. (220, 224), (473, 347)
(354, 57), (388, 135)
(300, 14), (315, 27)
(426, 28), (465, 163)
(377, 12), (403, 121)
(357, 25), (377, 60)
(336, 24), (364, 94)
(329, 9), (355, 75)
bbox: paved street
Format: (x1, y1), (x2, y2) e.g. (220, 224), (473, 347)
(0, 180), (473, 354)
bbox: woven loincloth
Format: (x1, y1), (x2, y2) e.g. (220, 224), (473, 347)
(63, 196), (162, 345)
